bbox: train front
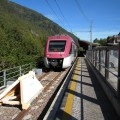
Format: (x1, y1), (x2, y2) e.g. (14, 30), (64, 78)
(44, 36), (71, 69)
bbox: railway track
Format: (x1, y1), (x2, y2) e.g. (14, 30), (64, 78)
(0, 59), (77, 120)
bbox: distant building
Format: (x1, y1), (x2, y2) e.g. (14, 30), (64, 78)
(107, 32), (120, 45)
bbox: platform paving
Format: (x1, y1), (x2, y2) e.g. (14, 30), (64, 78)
(55, 57), (119, 120)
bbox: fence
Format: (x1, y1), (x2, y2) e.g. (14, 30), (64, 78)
(0, 63), (32, 90)
(86, 43), (120, 99)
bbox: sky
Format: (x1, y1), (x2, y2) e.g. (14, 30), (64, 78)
(10, 0), (120, 42)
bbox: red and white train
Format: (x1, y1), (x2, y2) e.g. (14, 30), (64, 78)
(44, 34), (78, 69)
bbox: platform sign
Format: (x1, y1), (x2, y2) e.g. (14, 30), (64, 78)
(19, 71), (43, 109)
(0, 71), (43, 109)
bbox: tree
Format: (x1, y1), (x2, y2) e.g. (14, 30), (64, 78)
(93, 38), (107, 46)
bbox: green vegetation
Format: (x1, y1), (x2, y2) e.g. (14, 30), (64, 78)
(0, 0), (79, 70)
(93, 38), (107, 46)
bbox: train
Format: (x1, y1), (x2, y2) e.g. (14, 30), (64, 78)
(44, 34), (78, 69)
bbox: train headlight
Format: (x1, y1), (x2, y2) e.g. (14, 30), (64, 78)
(60, 59), (62, 63)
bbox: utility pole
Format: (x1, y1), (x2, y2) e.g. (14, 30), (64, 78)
(90, 20), (92, 50)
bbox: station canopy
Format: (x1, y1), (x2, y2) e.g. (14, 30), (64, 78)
(78, 39), (97, 50)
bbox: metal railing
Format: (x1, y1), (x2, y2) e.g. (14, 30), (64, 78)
(0, 63), (32, 89)
(86, 43), (120, 98)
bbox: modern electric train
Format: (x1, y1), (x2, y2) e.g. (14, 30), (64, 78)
(44, 34), (78, 69)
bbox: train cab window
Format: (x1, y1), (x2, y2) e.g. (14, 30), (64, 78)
(49, 41), (66, 52)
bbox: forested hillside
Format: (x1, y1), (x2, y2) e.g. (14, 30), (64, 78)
(0, 0), (79, 70)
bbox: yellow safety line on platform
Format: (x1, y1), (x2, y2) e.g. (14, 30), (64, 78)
(62, 60), (80, 119)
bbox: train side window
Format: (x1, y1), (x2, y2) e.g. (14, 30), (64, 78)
(72, 44), (75, 54)
(69, 43), (75, 55)
(69, 44), (72, 54)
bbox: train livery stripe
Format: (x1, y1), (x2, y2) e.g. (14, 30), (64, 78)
(62, 60), (80, 119)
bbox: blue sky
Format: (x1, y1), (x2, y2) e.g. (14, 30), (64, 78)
(10, 0), (120, 42)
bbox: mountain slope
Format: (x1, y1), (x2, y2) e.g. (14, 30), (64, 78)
(0, 0), (79, 70)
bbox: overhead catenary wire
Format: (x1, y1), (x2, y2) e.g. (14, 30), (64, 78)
(75, 0), (90, 22)
(54, 0), (72, 32)
(74, 0), (93, 45)
(45, 0), (66, 29)
(46, 0), (91, 40)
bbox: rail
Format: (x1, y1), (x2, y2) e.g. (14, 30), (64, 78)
(0, 63), (32, 90)
(86, 43), (120, 99)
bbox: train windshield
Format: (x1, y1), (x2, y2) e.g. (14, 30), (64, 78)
(49, 41), (66, 52)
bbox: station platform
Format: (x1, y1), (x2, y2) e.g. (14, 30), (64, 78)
(55, 57), (119, 120)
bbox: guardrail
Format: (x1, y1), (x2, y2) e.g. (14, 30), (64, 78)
(0, 63), (32, 90)
(86, 43), (120, 99)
